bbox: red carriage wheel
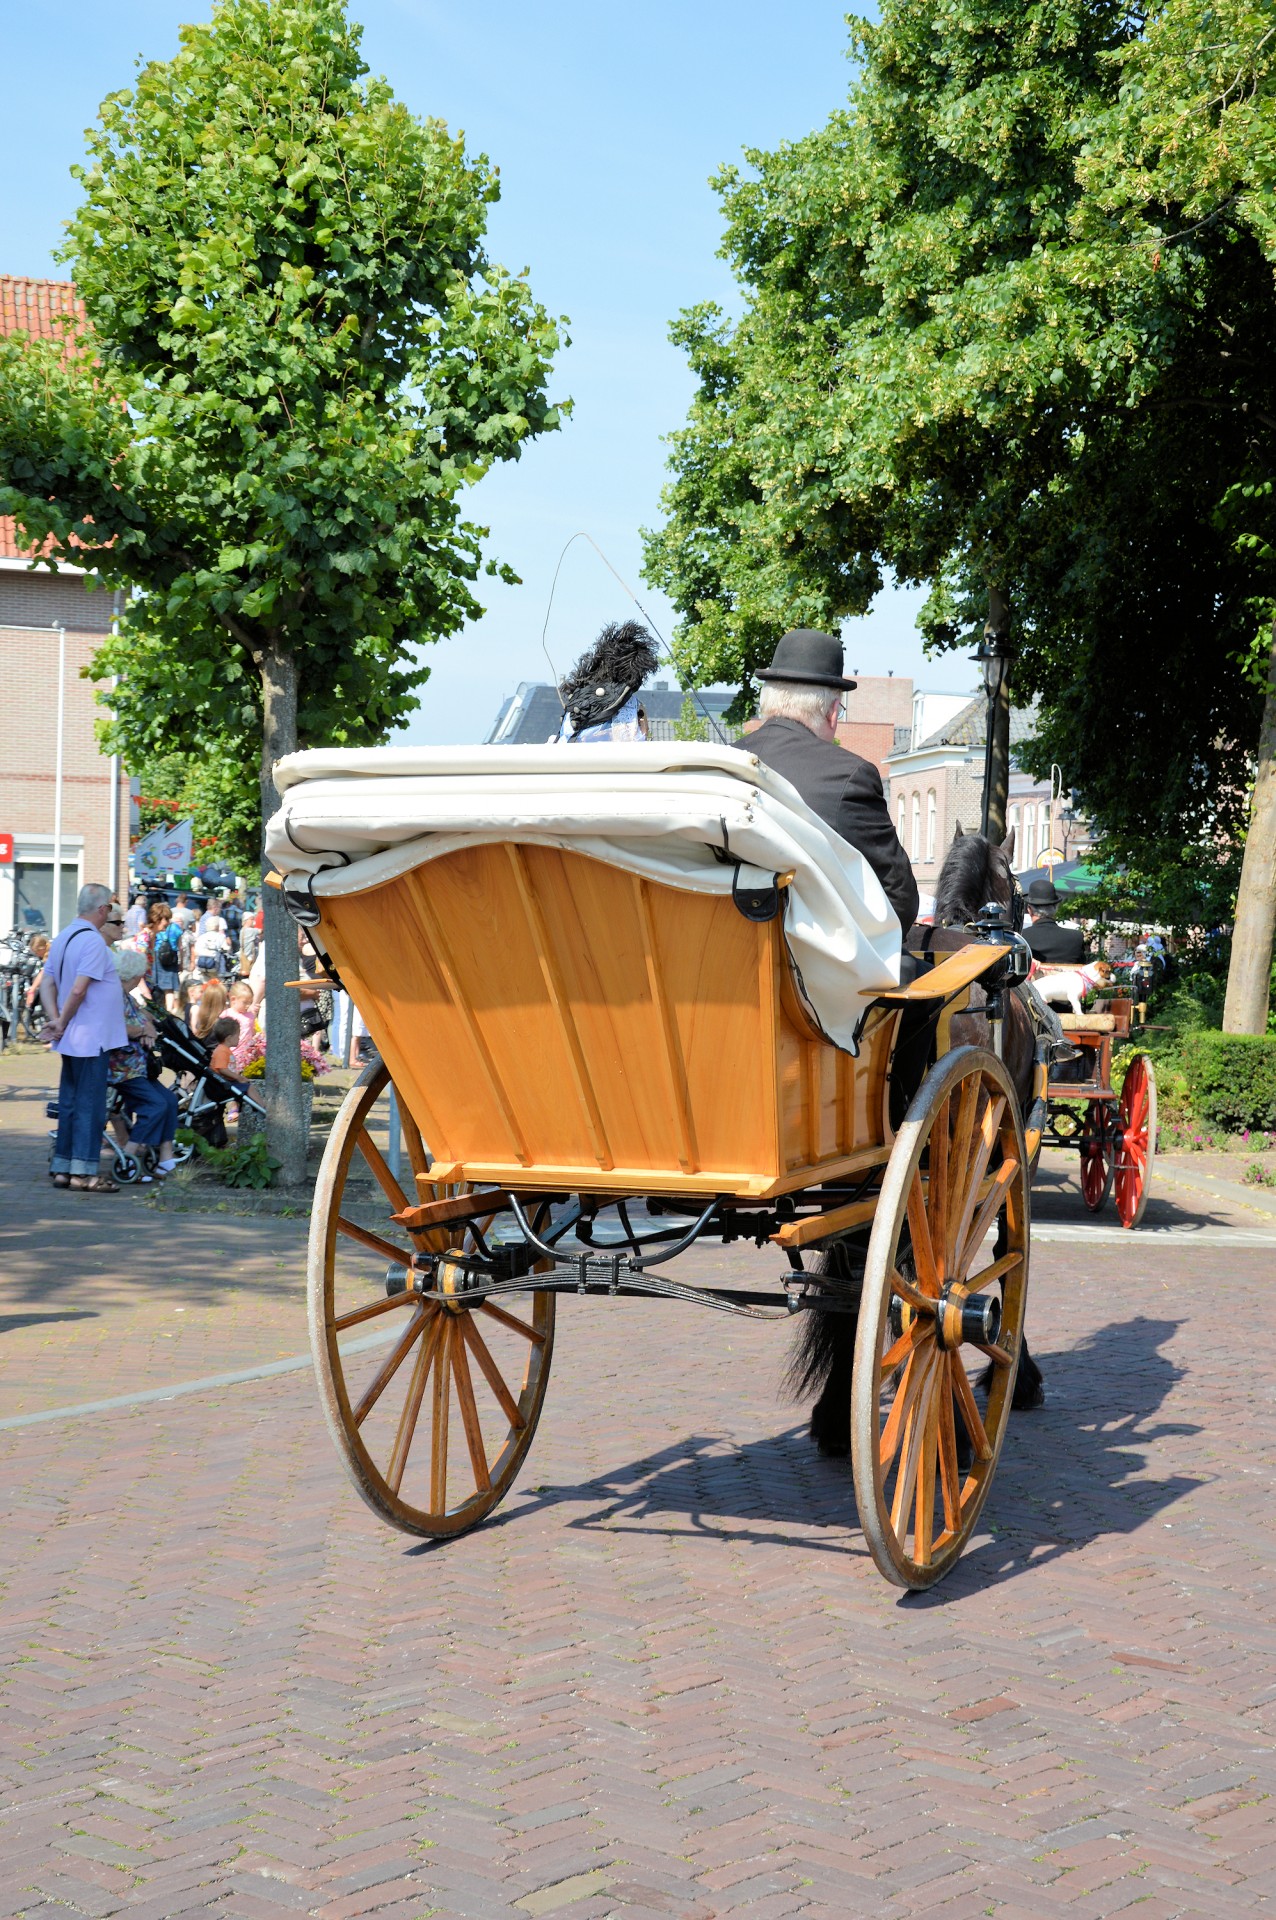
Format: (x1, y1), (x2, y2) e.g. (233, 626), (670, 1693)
(1114, 1052), (1157, 1229)
(1078, 1101), (1114, 1212)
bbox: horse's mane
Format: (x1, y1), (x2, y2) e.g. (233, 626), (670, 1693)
(932, 833), (995, 927)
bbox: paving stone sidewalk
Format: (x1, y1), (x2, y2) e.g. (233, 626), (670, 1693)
(2, 1048), (1274, 1917)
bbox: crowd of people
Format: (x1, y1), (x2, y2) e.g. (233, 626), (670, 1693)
(36, 879), (363, 1195)
(118, 887), (260, 1015)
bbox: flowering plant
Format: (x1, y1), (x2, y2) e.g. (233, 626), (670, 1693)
(231, 1031), (330, 1081)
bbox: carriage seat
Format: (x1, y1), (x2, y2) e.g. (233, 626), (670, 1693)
(1058, 1012), (1116, 1033)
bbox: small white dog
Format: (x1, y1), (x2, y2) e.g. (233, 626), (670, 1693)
(1031, 960), (1113, 1018)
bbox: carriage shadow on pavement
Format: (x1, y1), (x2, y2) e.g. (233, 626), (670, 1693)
(409, 1313), (1202, 1596)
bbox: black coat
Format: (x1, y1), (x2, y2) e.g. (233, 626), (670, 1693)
(1025, 915), (1086, 965)
(748, 716), (920, 933)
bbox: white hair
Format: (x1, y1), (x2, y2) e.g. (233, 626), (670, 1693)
(757, 680), (840, 731)
(78, 882), (113, 914)
(112, 947), (148, 984)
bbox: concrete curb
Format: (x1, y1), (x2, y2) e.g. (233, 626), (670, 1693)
(1153, 1159), (1276, 1222)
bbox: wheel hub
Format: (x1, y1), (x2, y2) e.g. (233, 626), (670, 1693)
(936, 1282), (1001, 1351)
(438, 1249), (471, 1311)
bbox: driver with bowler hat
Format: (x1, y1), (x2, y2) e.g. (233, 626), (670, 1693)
(748, 629), (919, 933)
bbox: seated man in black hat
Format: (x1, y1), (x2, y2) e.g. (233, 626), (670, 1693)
(1023, 876), (1086, 965)
(748, 629), (919, 933)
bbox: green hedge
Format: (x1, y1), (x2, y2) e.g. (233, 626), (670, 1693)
(1181, 1031), (1276, 1132)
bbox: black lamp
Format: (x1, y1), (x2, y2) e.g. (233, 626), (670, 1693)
(974, 631), (1010, 699)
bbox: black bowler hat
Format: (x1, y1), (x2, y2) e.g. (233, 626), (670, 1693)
(1027, 876), (1059, 907)
(756, 628), (857, 692)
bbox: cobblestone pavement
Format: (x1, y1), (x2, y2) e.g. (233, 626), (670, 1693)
(2, 1049), (1275, 1917)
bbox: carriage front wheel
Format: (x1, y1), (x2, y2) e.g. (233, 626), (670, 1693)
(308, 1062), (555, 1537)
(852, 1046), (1029, 1590)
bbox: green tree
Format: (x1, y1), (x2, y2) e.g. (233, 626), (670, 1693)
(644, 0), (1276, 1028)
(133, 745), (262, 875)
(0, 0), (565, 1177)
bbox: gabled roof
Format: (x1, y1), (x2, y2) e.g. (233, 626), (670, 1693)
(0, 277), (88, 564)
(909, 694), (1039, 752)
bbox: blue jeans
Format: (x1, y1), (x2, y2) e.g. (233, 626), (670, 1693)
(120, 1075), (180, 1150)
(52, 1050), (110, 1177)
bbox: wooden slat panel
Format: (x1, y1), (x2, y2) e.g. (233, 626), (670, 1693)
(408, 865), (534, 1166)
(632, 874), (699, 1174)
(655, 878), (774, 1180)
(316, 844), (894, 1196)
(505, 844), (614, 1170)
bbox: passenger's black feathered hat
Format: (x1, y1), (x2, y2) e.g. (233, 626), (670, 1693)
(559, 620), (660, 733)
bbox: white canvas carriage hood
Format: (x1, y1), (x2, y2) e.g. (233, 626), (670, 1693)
(265, 742), (901, 1050)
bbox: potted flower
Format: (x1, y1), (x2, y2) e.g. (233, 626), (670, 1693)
(233, 1032), (329, 1145)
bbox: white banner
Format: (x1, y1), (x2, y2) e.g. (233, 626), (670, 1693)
(132, 817), (193, 878)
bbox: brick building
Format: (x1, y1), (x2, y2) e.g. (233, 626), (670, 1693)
(884, 693), (1089, 903)
(830, 672), (914, 777)
(0, 278), (131, 934)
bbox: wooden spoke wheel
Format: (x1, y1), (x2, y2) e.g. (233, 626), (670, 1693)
(1114, 1052), (1157, 1230)
(308, 1061), (555, 1537)
(852, 1046), (1029, 1590)
(1078, 1101), (1114, 1213)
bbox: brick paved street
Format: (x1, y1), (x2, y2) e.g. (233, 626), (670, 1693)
(3, 1048), (1275, 1918)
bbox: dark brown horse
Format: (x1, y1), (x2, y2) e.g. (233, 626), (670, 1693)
(793, 826), (1046, 1457)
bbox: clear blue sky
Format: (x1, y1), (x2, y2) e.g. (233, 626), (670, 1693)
(3, 0), (970, 743)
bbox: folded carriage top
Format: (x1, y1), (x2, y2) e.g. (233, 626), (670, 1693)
(266, 742), (901, 1050)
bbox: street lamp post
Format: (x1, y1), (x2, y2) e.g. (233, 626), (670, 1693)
(51, 623), (67, 937)
(974, 627), (1011, 839)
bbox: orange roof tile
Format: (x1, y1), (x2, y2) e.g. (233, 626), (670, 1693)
(0, 278), (89, 563)
(0, 275), (85, 344)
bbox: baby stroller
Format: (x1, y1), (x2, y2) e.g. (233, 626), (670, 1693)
(155, 1014), (265, 1148)
(45, 1085), (152, 1184)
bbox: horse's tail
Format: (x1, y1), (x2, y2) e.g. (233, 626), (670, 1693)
(783, 1242), (861, 1400)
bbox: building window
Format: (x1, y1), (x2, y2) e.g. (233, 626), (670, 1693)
(1038, 801), (1050, 857)
(1023, 804), (1036, 869)
(13, 860), (80, 935)
(897, 795), (906, 845)
(925, 790), (936, 864)
(910, 794), (921, 861)
(1008, 804), (1020, 860)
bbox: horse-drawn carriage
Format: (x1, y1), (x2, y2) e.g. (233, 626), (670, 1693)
(1032, 991), (1157, 1229)
(270, 744), (1053, 1590)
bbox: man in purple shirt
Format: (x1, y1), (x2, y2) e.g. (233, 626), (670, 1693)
(40, 884), (129, 1192)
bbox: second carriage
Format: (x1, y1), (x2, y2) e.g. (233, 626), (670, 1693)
(1031, 989), (1157, 1228)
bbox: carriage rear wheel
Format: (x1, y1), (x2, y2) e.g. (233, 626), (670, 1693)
(1114, 1052), (1157, 1230)
(308, 1062), (555, 1537)
(1078, 1101), (1114, 1212)
(852, 1046), (1029, 1590)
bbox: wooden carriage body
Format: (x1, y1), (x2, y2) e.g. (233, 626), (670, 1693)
(313, 840), (900, 1203)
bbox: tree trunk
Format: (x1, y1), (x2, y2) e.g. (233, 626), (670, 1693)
(259, 638), (308, 1187)
(1223, 619), (1276, 1035)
